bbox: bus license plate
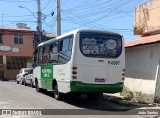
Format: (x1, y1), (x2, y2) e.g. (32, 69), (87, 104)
(95, 78), (105, 82)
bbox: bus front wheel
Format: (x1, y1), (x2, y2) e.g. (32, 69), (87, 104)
(54, 84), (63, 100)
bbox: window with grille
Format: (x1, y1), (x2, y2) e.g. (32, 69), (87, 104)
(14, 34), (23, 44)
(0, 34), (2, 44)
(6, 56), (32, 70)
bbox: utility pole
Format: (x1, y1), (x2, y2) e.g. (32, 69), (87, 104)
(37, 0), (42, 42)
(57, 0), (61, 36)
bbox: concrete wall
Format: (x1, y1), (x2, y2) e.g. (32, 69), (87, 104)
(125, 43), (160, 102)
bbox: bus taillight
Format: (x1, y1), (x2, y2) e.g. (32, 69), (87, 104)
(72, 76), (77, 79)
(72, 71), (77, 74)
(122, 69), (125, 80)
(72, 66), (77, 79)
(72, 66), (77, 70)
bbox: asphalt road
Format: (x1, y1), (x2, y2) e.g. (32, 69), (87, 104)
(0, 81), (158, 118)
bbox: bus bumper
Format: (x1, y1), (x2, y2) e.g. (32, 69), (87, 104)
(70, 81), (123, 93)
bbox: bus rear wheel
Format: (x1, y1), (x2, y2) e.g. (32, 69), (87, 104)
(54, 84), (64, 100)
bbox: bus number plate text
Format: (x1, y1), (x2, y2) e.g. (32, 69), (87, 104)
(108, 61), (120, 65)
(95, 78), (105, 82)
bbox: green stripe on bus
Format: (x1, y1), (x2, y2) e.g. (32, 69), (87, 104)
(70, 81), (123, 93)
(41, 64), (53, 90)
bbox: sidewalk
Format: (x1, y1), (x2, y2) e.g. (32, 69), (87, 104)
(104, 93), (160, 109)
(104, 93), (123, 99)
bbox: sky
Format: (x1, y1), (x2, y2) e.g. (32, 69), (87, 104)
(0, 0), (150, 42)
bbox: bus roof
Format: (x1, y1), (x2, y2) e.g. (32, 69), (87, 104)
(37, 38), (57, 48)
(56, 29), (122, 39)
(37, 29), (122, 48)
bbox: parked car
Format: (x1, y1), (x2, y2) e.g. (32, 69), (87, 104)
(24, 69), (34, 87)
(16, 68), (32, 85)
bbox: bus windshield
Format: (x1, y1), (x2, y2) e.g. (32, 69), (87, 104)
(80, 32), (122, 58)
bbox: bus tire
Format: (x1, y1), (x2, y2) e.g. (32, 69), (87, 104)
(35, 80), (42, 92)
(17, 81), (19, 84)
(21, 80), (24, 85)
(54, 84), (63, 100)
(30, 80), (34, 88)
(24, 80), (27, 86)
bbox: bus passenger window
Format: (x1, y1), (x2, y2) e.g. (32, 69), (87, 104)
(32, 50), (37, 67)
(59, 37), (73, 64)
(49, 42), (59, 64)
(38, 48), (43, 64)
(41, 46), (50, 64)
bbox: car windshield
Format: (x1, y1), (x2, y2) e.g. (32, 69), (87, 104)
(24, 69), (31, 73)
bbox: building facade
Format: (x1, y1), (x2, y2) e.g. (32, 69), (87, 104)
(0, 23), (35, 80)
(134, 0), (160, 36)
(125, 34), (160, 103)
(125, 0), (160, 103)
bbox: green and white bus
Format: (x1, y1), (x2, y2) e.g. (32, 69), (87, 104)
(32, 29), (125, 100)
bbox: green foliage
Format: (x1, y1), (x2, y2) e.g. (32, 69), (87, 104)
(137, 97), (150, 104)
(121, 86), (133, 100)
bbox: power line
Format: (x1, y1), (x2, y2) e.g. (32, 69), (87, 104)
(2, 14), (35, 18)
(41, 0), (52, 11)
(0, 20), (36, 23)
(43, 20), (56, 33)
(0, 0), (34, 2)
(60, 0), (144, 36)
(60, 0), (141, 34)
(2, 18), (37, 27)
(62, 19), (133, 32)
(42, 8), (56, 20)
(65, 0), (135, 19)
(62, 0), (135, 27)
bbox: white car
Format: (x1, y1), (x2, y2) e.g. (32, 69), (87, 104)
(24, 69), (35, 87)
(16, 68), (32, 85)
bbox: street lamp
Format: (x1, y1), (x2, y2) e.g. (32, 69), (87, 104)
(18, 5), (42, 43)
(18, 6), (37, 20)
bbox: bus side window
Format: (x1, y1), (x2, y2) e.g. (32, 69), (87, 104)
(38, 48), (44, 65)
(67, 37), (73, 58)
(58, 36), (73, 64)
(59, 41), (63, 51)
(49, 42), (59, 64)
(41, 45), (50, 64)
(33, 49), (39, 67)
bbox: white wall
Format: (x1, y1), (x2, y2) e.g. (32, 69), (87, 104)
(125, 43), (160, 98)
